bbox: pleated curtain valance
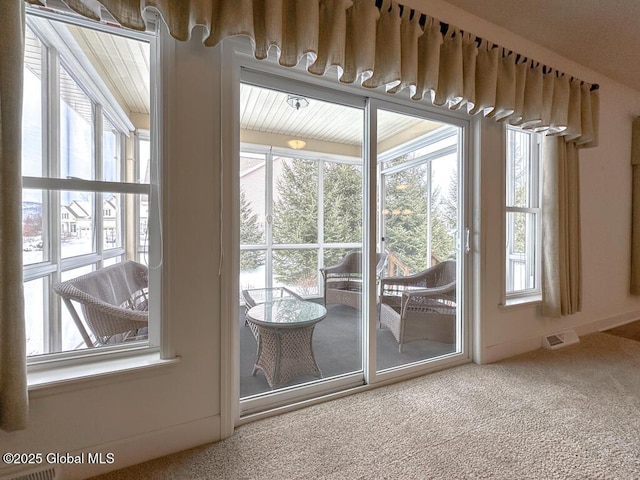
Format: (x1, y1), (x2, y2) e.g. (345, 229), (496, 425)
(26, 0), (599, 146)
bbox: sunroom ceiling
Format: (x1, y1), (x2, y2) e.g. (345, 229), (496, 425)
(67, 24), (150, 118)
(240, 84), (442, 156)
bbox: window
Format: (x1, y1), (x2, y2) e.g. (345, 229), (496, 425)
(22, 11), (156, 357)
(505, 126), (542, 300)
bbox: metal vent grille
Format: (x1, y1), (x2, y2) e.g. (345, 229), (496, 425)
(7, 467), (58, 480)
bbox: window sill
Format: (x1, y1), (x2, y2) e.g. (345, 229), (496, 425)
(500, 294), (542, 309)
(28, 350), (181, 397)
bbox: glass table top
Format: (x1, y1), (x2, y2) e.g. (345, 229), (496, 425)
(246, 299), (327, 327)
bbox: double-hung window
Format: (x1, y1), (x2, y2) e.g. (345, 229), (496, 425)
(22, 10), (156, 358)
(504, 126), (542, 301)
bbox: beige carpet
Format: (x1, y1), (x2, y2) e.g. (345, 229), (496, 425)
(91, 333), (640, 479)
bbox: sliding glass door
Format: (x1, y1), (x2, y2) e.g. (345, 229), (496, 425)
(376, 109), (462, 372)
(239, 81), (366, 404)
(237, 71), (468, 415)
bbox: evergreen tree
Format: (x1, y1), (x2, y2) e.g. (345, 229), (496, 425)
(272, 159), (363, 291)
(272, 159), (318, 290)
(240, 189), (264, 270)
(431, 169), (458, 262)
(323, 163), (362, 266)
(383, 167), (429, 274)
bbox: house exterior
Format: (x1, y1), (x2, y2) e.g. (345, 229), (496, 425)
(5, 1), (640, 479)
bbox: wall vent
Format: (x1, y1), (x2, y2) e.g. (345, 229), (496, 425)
(4, 467), (58, 480)
(542, 329), (579, 350)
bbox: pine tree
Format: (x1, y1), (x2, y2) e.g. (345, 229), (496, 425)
(240, 189), (264, 270)
(272, 159), (363, 291)
(272, 159), (318, 291)
(383, 166), (429, 274)
(323, 163), (362, 266)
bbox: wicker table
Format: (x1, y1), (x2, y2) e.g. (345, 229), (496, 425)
(246, 299), (327, 389)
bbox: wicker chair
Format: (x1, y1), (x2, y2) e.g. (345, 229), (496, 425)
(320, 252), (387, 308)
(53, 261), (149, 347)
(379, 259), (456, 352)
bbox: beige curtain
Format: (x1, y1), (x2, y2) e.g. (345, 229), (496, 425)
(542, 137), (582, 317)
(0, 0), (29, 431)
(631, 118), (640, 294)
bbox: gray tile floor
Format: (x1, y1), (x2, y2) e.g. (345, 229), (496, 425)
(240, 300), (456, 398)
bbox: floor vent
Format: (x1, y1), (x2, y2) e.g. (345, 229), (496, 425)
(542, 329), (579, 350)
(6, 467), (58, 480)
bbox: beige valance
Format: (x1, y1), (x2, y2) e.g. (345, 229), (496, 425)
(25, 0), (599, 146)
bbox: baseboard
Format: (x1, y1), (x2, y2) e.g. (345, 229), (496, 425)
(481, 336), (542, 364)
(594, 310), (640, 332)
(479, 310), (640, 364)
(54, 415), (221, 480)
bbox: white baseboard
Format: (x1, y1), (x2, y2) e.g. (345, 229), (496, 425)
(479, 310), (640, 364)
(594, 310), (640, 332)
(55, 415), (221, 480)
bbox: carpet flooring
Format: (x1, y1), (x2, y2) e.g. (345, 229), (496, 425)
(91, 332), (640, 479)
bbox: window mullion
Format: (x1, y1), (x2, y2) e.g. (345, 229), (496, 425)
(48, 44), (63, 354)
(265, 150), (273, 289)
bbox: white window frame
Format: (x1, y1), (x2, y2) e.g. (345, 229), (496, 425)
(503, 125), (542, 305)
(23, 7), (161, 366)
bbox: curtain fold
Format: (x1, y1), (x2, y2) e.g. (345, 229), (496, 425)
(0, 0), (29, 431)
(630, 117), (640, 295)
(542, 137), (582, 317)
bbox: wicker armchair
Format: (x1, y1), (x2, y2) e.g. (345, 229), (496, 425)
(379, 259), (456, 352)
(53, 261), (149, 347)
(320, 252), (387, 308)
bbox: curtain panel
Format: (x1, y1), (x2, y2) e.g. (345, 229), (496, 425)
(0, 0), (29, 432)
(542, 137), (582, 317)
(631, 117), (640, 295)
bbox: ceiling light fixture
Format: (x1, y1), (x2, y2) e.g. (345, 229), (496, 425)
(286, 95), (309, 110)
(287, 139), (307, 150)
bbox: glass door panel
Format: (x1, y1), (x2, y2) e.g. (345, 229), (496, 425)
(377, 109), (461, 372)
(239, 82), (364, 401)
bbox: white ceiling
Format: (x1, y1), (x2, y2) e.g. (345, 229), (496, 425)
(440, 0), (640, 93)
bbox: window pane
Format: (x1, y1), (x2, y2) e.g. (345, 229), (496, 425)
(103, 193), (122, 249)
(103, 115), (120, 181)
(240, 249), (266, 295)
(25, 277), (46, 356)
(506, 211), (537, 292)
(60, 265), (95, 351)
(22, 25), (44, 177)
(61, 191), (95, 258)
(23, 189), (47, 264)
(323, 163), (362, 244)
(272, 157), (318, 244)
(138, 138), (151, 184)
(507, 129), (532, 208)
(383, 163), (430, 275)
(60, 65), (94, 180)
(138, 192), (150, 263)
(273, 249), (319, 297)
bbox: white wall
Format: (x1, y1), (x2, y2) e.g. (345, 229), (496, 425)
(4, 2), (640, 478)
